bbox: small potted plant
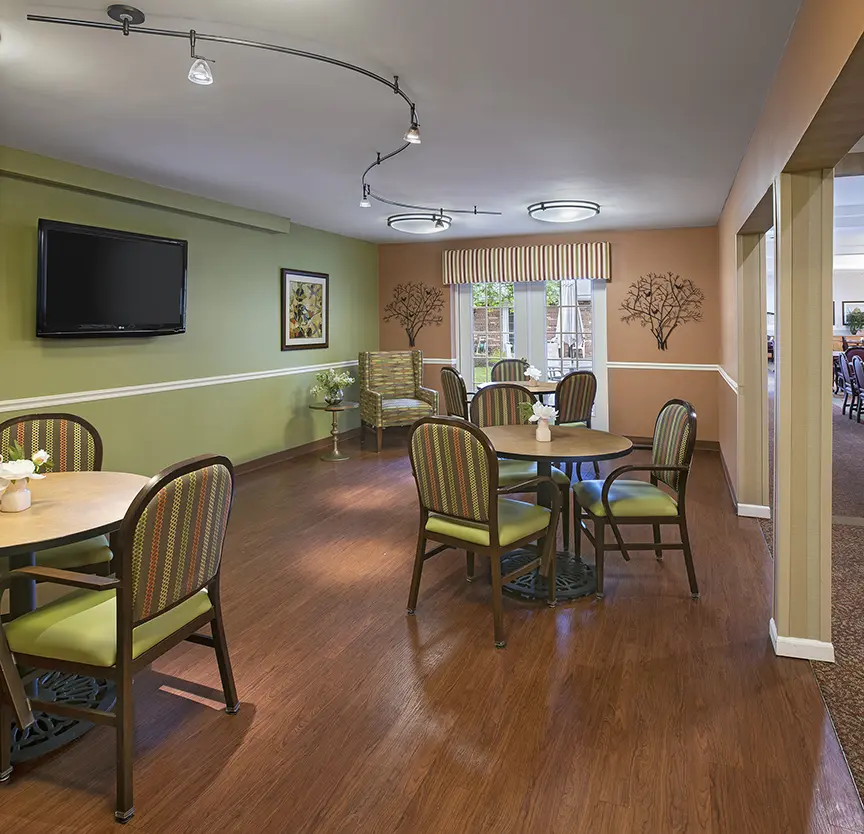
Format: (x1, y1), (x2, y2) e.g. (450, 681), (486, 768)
(0, 442), (51, 513)
(311, 368), (355, 406)
(847, 309), (864, 336)
(519, 401), (558, 442)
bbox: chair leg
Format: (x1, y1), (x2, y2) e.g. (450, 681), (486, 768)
(653, 524), (663, 561)
(0, 704), (12, 783)
(842, 393), (849, 415)
(573, 495), (582, 562)
(595, 519), (605, 599)
(680, 520), (700, 599)
(360, 422), (366, 447)
(376, 426), (383, 453)
(407, 533), (426, 614)
(560, 486), (570, 552)
(490, 555), (506, 648)
(576, 461), (583, 482)
(466, 551), (475, 582)
(115, 670), (135, 822)
(542, 534), (557, 608)
(593, 461), (600, 479)
(210, 592), (240, 714)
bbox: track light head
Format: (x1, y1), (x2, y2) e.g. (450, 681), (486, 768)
(188, 58), (214, 85)
(403, 122), (421, 144)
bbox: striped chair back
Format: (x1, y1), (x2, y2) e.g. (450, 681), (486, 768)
(651, 400), (697, 492)
(409, 419), (493, 523)
(491, 359), (529, 382)
(555, 371), (596, 424)
(359, 350), (420, 398)
(846, 347), (864, 365)
(0, 413), (102, 472)
(441, 367), (469, 419)
(123, 456), (234, 625)
(840, 353), (856, 392)
(470, 384), (533, 427)
(853, 356), (864, 391)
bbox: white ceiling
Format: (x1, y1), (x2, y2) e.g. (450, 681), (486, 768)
(0, 0), (801, 242)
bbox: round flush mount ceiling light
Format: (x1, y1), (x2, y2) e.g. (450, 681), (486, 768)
(527, 200), (600, 224)
(387, 213), (452, 235)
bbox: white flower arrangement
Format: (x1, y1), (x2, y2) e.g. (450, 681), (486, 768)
(519, 401), (558, 424)
(310, 368), (355, 399)
(0, 442), (51, 489)
(524, 365), (542, 382)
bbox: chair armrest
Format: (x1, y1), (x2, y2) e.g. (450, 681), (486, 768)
(360, 388), (384, 425)
(600, 464), (688, 517)
(416, 386), (439, 412)
(1, 566), (120, 593)
(498, 476), (562, 512)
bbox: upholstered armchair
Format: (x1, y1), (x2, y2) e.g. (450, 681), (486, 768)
(359, 350), (439, 452)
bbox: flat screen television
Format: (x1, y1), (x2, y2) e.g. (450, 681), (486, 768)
(37, 219), (188, 337)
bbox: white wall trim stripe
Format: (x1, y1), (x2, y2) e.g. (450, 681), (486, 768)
(769, 618), (835, 663)
(738, 503), (771, 519)
(607, 361), (719, 372)
(717, 365), (739, 393)
(0, 357), (457, 414)
(424, 358), (457, 365)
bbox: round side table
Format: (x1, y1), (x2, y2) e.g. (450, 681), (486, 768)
(309, 401), (359, 461)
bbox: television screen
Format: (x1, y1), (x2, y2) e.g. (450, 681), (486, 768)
(37, 219), (187, 337)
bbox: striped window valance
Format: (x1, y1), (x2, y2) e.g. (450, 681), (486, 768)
(442, 242), (611, 285)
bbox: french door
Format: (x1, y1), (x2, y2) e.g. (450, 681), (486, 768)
(453, 279), (608, 429)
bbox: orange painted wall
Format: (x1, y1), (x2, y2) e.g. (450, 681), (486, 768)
(717, 0), (864, 492)
(379, 226), (720, 440)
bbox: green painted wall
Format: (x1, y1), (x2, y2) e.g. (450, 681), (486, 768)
(0, 149), (379, 474)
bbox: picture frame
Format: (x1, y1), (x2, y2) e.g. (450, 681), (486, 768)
(280, 268), (329, 351)
(842, 301), (864, 326)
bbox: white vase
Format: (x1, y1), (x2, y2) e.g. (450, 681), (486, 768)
(535, 418), (552, 442)
(1, 480), (31, 513)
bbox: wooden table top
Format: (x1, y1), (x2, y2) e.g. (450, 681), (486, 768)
(309, 401), (359, 412)
(0, 471), (150, 557)
(478, 381), (558, 394)
(482, 424), (633, 463)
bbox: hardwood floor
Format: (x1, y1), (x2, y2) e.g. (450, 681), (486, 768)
(1, 440), (862, 833)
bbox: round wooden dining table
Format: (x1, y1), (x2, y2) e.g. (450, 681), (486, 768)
(481, 424), (632, 601)
(0, 470), (149, 763)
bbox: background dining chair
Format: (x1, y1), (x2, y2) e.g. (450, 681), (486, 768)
(0, 413), (112, 577)
(555, 370), (600, 480)
(853, 357), (864, 423)
(440, 366), (471, 420)
(839, 354), (859, 420)
(469, 384), (572, 550)
(573, 399), (699, 600)
(358, 350), (438, 452)
(490, 358), (529, 382)
(0, 454), (240, 821)
(846, 346), (864, 365)
(407, 417), (560, 647)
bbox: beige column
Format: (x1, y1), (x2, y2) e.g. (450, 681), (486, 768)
(736, 233), (770, 512)
(771, 170), (834, 661)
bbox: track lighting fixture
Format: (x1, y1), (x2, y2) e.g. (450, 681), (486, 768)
(188, 30), (214, 85)
(360, 185), (371, 208)
(403, 105), (421, 144)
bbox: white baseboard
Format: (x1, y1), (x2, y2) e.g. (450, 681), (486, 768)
(769, 618), (835, 662)
(738, 504), (771, 519)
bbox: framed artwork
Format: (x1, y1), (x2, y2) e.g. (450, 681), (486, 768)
(842, 301), (864, 325)
(281, 268), (329, 351)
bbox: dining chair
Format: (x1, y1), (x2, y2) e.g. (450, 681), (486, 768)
(839, 354), (859, 420)
(853, 357), (864, 423)
(440, 366), (470, 420)
(407, 417), (561, 647)
(0, 454), (239, 822)
(846, 347), (864, 365)
(0, 414), (112, 577)
(573, 399), (699, 600)
(555, 370), (600, 480)
(490, 358), (529, 382)
(470, 383), (572, 549)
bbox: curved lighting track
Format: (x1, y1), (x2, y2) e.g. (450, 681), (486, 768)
(26, 7), (499, 225)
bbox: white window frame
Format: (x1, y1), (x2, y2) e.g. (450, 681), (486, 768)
(452, 280), (608, 429)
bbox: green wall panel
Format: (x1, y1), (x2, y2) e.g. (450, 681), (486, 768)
(0, 150), (378, 474)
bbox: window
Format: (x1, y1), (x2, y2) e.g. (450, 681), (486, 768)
(453, 278), (608, 428)
(471, 283), (515, 386)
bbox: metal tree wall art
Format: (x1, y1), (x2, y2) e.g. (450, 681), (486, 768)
(619, 272), (704, 351)
(383, 282), (444, 346)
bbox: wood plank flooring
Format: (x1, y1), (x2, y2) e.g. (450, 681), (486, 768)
(0, 441), (862, 833)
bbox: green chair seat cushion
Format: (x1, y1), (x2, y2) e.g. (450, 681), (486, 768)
(425, 498), (551, 547)
(573, 479), (679, 517)
(498, 459), (570, 487)
(558, 421), (588, 428)
(0, 535), (112, 574)
(5, 588), (212, 668)
(380, 398), (435, 426)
